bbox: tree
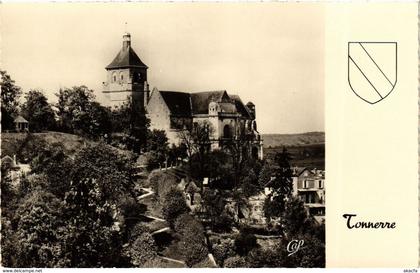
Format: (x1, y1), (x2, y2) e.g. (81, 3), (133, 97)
(56, 86), (95, 133)
(61, 143), (136, 267)
(234, 229), (258, 256)
(161, 189), (189, 227)
(1, 70), (22, 130)
(30, 142), (73, 198)
(177, 121), (214, 190)
(264, 147), (293, 221)
(14, 191), (67, 267)
(281, 197), (312, 237)
(85, 101), (112, 139)
(146, 129), (169, 169)
(21, 90), (56, 132)
(111, 98), (150, 152)
(175, 214), (208, 267)
(201, 190), (228, 231)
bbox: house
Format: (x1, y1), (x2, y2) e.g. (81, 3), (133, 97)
(102, 33), (263, 159)
(14, 115), (29, 132)
(291, 167), (325, 223)
(1, 155), (30, 188)
(261, 167), (325, 223)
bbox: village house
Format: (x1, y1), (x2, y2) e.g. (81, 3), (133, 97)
(291, 167), (325, 223)
(103, 33), (263, 159)
(1, 155), (30, 188)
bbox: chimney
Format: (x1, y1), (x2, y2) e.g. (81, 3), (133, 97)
(123, 32), (131, 49)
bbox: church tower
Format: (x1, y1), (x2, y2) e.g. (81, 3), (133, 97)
(103, 33), (150, 108)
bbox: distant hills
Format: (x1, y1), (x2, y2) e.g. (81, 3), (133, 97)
(262, 132), (325, 148)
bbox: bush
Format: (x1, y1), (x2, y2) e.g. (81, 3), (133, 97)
(174, 214), (208, 267)
(234, 230), (258, 256)
(149, 171), (178, 202)
(212, 238), (236, 266)
(161, 189), (189, 227)
(125, 232), (158, 267)
(246, 247), (279, 268)
(174, 213), (195, 233)
(224, 256), (247, 268)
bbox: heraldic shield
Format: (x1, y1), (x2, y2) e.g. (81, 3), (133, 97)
(348, 42), (397, 104)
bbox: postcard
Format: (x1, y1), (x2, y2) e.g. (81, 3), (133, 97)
(0, 2), (418, 269)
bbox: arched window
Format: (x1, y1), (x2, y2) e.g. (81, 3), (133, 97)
(112, 72), (117, 82)
(120, 72), (124, 81)
(223, 125), (231, 138)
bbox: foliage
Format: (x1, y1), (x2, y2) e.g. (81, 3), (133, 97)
(174, 213), (195, 233)
(175, 214), (208, 267)
(14, 191), (67, 267)
(1, 70), (22, 130)
(125, 233), (158, 267)
(258, 161), (275, 189)
(111, 98), (150, 152)
(56, 86), (111, 139)
(59, 143), (135, 267)
(264, 147), (293, 220)
(161, 189), (189, 227)
(69, 142), (135, 205)
(281, 197), (312, 237)
(276, 233), (325, 267)
(201, 190), (227, 230)
(223, 256), (247, 268)
(177, 121), (214, 187)
(234, 229), (258, 256)
(21, 89), (56, 132)
(246, 247), (279, 268)
(149, 170), (178, 201)
(30, 142), (73, 198)
(212, 238), (236, 266)
(145, 129), (169, 170)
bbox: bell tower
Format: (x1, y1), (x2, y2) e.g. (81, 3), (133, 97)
(103, 33), (150, 108)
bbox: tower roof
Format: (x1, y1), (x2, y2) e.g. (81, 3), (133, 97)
(106, 34), (148, 70)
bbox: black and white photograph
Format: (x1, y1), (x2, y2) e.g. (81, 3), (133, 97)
(1, 3), (325, 268)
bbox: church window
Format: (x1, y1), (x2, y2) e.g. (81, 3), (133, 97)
(120, 72), (124, 81)
(113, 73), (117, 82)
(223, 125), (231, 138)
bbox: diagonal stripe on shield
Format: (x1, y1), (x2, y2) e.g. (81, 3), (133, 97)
(348, 42), (397, 104)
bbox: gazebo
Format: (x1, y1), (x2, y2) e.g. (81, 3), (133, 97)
(14, 115), (29, 132)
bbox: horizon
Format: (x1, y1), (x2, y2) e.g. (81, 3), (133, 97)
(2, 3), (325, 134)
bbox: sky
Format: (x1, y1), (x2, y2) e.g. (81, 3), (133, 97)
(1, 3), (324, 134)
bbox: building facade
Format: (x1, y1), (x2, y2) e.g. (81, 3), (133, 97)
(103, 33), (263, 159)
(291, 167), (325, 223)
(102, 32), (149, 108)
(146, 88), (263, 159)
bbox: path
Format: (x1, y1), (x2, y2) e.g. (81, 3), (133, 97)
(151, 227), (170, 235)
(137, 187), (154, 200)
(159, 256), (186, 266)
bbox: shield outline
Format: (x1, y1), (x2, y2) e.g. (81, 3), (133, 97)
(348, 41), (397, 105)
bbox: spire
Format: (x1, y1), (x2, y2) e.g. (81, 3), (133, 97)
(106, 32), (148, 70)
(123, 32), (131, 49)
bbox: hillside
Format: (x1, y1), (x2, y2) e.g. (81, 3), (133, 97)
(262, 132), (324, 148)
(1, 132), (90, 158)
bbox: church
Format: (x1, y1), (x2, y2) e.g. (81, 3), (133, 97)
(103, 33), (263, 159)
